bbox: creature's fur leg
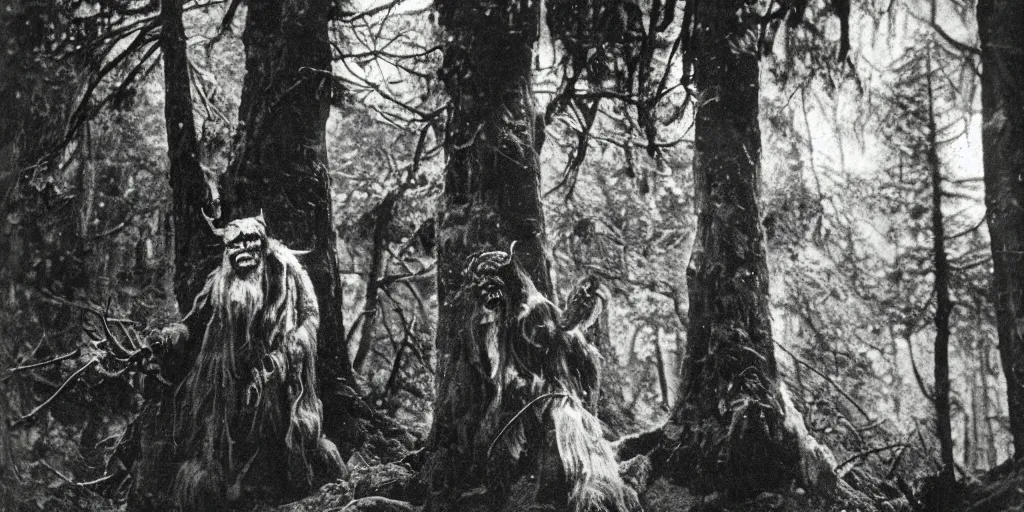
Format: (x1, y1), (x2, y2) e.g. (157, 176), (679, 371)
(172, 458), (225, 512)
(546, 399), (640, 512)
(281, 356), (345, 491)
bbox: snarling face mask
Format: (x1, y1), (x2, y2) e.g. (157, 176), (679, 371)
(206, 212), (268, 275)
(465, 245), (516, 323)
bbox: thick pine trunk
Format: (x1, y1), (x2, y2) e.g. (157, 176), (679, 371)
(219, 0), (360, 449)
(978, 0), (1024, 460)
(425, 1), (551, 508)
(666, 0), (799, 496)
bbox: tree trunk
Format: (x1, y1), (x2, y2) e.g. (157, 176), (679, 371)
(126, 2), (215, 507)
(432, 0), (551, 360)
(970, 373), (980, 470)
(926, 52), (956, 495)
(592, 298), (639, 437)
(666, 0), (800, 496)
(352, 193), (398, 373)
(978, 0), (1024, 461)
(162, 0), (220, 316)
(219, 0), (360, 450)
(983, 345), (999, 467)
(425, 0), (551, 508)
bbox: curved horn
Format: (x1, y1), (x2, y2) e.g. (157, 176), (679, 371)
(502, 240), (518, 265)
(202, 208), (226, 237)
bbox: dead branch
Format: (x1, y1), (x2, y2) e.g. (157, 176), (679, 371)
(336, 0), (411, 23)
(384, 308), (417, 399)
(1, 348), (81, 384)
(546, 97), (601, 199)
(10, 359), (99, 428)
(887, 427), (918, 479)
(904, 332), (935, 402)
(40, 460), (116, 488)
(378, 265), (436, 287)
(204, 0), (243, 49)
(38, 291), (137, 325)
(928, 0), (980, 56)
(774, 341), (873, 422)
(836, 443), (911, 476)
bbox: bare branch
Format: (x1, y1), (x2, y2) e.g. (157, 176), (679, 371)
(836, 443), (911, 476)
(10, 359), (99, 428)
(1, 349), (81, 384)
(775, 341), (874, 422)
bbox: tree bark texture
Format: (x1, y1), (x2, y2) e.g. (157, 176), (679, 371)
(162, 0), (220, 316)
(432, 0), (551, 360)
(666, 0), (799, 496)
(425, 0), (552, 508)
(127, 2), (216, 507)
(978, 0), (1024, 460)
(218, 0), (360, 449)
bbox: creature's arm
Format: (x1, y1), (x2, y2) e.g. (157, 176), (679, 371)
(257, 258), (320, 387)
(143, 321), (198, 384)
(245, 258), (321, 410)
(563, 330), (602, 410)
(151, 323), (190, 354)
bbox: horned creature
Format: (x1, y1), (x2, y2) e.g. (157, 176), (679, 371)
(440, 245), (639, 511)
(164, 212), (343, 509)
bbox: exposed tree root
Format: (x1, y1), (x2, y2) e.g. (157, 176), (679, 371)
(272, 370), (968, 512)
(601, 382), (914, 512)
(340, 497), (416, 512)
(349, 463), (424, 504)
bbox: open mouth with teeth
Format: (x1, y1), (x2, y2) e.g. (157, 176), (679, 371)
(478, 283), (504, 311)
(233, 252), (258, 269)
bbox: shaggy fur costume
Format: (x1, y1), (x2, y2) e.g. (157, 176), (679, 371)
(171, 216), (342, 509)
(438, 248), (639, 511)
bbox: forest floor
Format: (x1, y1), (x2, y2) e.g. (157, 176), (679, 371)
(267, 457), (1024, 512)
(14, 425), (1024, 511)
(955, 461), (1024, 512)
(18, 457), (1024, 511)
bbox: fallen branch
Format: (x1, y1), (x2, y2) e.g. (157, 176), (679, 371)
(340, 496), (414, 512)
(836, 443), (910, 476)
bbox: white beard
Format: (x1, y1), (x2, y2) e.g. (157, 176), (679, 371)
(223, 267), (265, 319)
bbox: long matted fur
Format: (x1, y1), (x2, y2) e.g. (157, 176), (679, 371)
(171, 218), (341, 509)
(460, 249), (639, 512)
